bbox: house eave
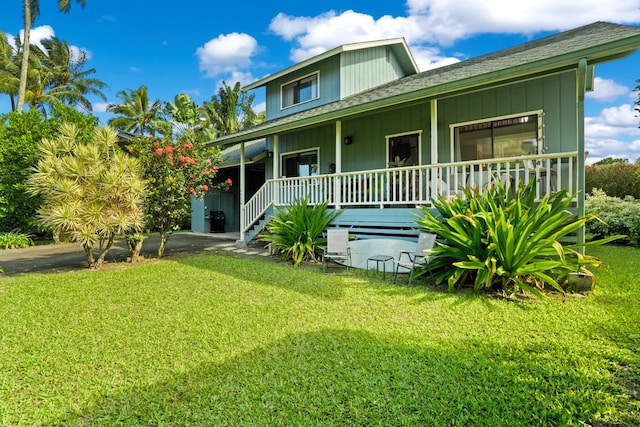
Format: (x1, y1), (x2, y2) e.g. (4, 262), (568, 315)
(212, 23), (640, 149)
(243, 38), (418, 91)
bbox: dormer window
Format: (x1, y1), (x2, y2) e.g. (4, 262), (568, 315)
(281, 72), (319, 109)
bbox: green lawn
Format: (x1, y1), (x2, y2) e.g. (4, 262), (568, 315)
(0, 246), (638, 426)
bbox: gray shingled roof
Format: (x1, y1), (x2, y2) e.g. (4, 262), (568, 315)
(212, 22), (640, 148)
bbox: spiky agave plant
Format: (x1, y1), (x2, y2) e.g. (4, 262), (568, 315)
(260, 197), (342, 266)
(415, 180), (619, 297)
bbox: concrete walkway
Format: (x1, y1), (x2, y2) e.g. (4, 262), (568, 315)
(0, 232), (271, 276)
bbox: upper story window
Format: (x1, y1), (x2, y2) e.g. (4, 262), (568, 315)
(281, 72), (319, 109)
(452, 111), (543, 161)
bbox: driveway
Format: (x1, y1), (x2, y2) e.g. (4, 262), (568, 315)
(0, 232), (266, 276)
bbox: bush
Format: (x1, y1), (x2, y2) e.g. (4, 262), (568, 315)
(0, 231), (33, 249)
(414, 181), (613, 297)
(585, 189), (640, 245)
(259, 197), (341, 266)
(585, 162), (640, 199)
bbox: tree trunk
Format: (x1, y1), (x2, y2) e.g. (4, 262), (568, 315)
(92, 237), (114, 269)
(17, 0), (32, 112)
(126, 234), (145, 262)
(157, 231), (170, 257)
(83, 243), (95, 268)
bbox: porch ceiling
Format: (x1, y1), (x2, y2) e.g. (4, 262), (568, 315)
(210, 21), (640, 149)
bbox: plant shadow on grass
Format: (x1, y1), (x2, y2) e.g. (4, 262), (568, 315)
(51, 329), (628, 426)
(176, 250), (348, 301)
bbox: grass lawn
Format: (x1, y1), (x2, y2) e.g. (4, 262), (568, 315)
(0, 246), (638, 426)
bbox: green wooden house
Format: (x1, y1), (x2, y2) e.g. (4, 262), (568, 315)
(192, 21), (640, 244)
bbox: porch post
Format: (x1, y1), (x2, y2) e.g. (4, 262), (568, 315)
(335, 121), (342, 209)
(576, 58), (587, 247)
(430, 99), (439, 195)
(272, 135), (280, 206)
(238, 141), (246, 244)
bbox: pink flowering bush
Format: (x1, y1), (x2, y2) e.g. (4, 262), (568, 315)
(122, 135), (229, 256)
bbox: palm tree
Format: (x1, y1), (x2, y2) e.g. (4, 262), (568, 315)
(199, 81), (263, 137)
(38, 37), (106, 112)
(165, 92), (198, 138)
(17, 0), (87, 112)
(107, 85), (164, 136)
(0, 31), (25, 111)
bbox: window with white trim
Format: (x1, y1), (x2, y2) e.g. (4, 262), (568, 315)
(387, 132), (420, 167)
(281, 149), (319, 177)
(281, 73), (319, 109)
(452, 112), (542, 161)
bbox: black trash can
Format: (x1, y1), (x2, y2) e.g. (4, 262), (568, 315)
(210, 211), (225, 233)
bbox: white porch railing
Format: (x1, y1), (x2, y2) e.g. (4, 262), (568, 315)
(241, 152), (579, 234)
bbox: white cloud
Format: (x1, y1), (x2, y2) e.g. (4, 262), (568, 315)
(12, 25), (89, 63)
(268, 2), (640, 68)
(585, 103), (640, 164)
(586, 77), (630, 102)
(196, 33), (258, 78)
(253, 101), (266, 114)
(585, 138), (640, 164)
(20, 25), (55, 51)
(91, 102), (110, 113)
(409, 45), (460, 71)
(406, 0), (640, 42)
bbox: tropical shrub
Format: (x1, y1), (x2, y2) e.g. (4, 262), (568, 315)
(27, 124), (146, 269)
(121, 134), (228, 257)
(0, 106), (98, 236)
(0, 230), (33, 249)
(259, 197), (342, 266)
(585, 161), (640, 199)
(414, 181), (616, 297)
(585, 188), (640, 245)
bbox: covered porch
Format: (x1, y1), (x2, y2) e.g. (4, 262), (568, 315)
(240, 151), (578, 243)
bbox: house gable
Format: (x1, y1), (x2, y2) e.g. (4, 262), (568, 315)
(250, 39), (418, 121)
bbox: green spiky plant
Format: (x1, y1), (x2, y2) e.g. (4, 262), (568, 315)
(0, 231), (33, 249)
(415, 180), (620, 297)
(259, 197), (342, 266)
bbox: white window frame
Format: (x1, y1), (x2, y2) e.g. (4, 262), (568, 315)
(280, 71), (320, 110)
(385, 130), (422, 167)
(449, 110), (544, 161)
(280, 147), (320, 178)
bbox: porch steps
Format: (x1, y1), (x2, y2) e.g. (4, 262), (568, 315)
(244, 205), (277, 244)
(327, 208), (422, 241)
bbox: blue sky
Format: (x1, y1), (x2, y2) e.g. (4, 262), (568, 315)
(1, 0), (640, 163)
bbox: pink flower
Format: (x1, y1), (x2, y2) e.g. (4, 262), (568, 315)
(226, 178), (232, 185)
(152, 141), (159, 148)
(182, 143), (193, 149)
(201, 184), (209, 192)
(189, 187), (196, 195)
(154, 148), (163, 156)
(178, 156), (186, 162)
(128, 148), (134, 153)
(163, 146), (173, 154)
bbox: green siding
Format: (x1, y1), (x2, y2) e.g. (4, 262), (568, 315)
(437, 71), (578, 162)
(340, 47), (405, 98)
(265, 56), (341, 121)
(265, 72), (577, 177)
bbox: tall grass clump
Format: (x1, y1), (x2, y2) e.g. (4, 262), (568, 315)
(0, 230), (33, 249)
